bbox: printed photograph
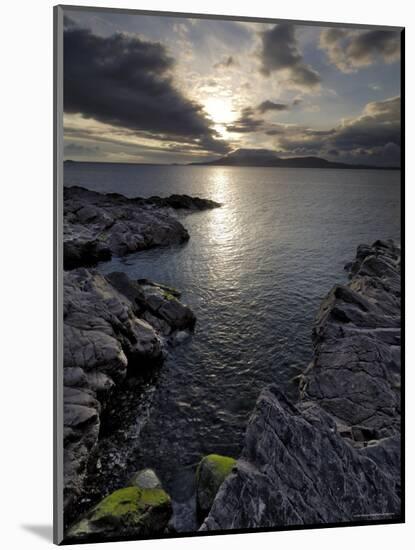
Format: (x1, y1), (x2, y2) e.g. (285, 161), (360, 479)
(58, 6), (403, 543)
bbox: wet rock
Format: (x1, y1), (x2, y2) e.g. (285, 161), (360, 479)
(66, 485), (172, 541)
(201, 240), (401, 531)
(140, 282), (196, 331)
(64, 186), (220, 270)
(63, 268), (195, 517)
(201, 387), (400, 530)
(196, 454), (236, 522)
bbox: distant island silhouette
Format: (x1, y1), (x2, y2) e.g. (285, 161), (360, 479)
(64, 149), (399, 170)
(189, 148), (400, 170)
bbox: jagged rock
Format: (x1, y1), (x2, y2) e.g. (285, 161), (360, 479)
(196, 454), (236, 521)
(139, 282), (196, 331)
(63, 268), (195, 517)
(201, 240), (401, 531)
(66, 485), (172, 541)
(64, 186), (220, 269)
(300, 239), (401, 440)
(201, 387), (400, 530)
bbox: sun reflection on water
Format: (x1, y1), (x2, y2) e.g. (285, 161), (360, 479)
(206, 168), (236, 246)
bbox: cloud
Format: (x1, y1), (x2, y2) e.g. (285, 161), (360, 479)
(259, 24), (321, 89)
(227, 98), (293, 134)
(227, 107), (264, 133)
(274, 96), (401, 165)
(319, 28), (400, 73)
(257, 100), (289, 113)
(329, 96), (400, 150)
(64, 22), (228, 154)
(214, 55), (238, 69)
(64, 142), (100, 157)
(227, 99), (292, 133)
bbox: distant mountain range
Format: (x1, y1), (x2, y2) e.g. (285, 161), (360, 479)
(190, 148), (399, 170)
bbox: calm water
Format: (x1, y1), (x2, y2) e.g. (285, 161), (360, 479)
(65, 162), (401, 521)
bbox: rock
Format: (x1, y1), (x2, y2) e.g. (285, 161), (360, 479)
(129, 468), (162, 490)
(63, 268), (195, 517)
(66, 485), (172, 541)
(139, 283), (196, 331)
(196, 454), (236, 521)
(201, 387), (400, 530)
(64, 186), (220, 270)
(146, 194), (221, 210)
(300, 239), (401, 440)
(201, 240), (401, 531)
(64, 239), (112, 270)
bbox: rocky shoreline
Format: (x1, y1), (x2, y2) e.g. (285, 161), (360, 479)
(64, 185), (220, 269)
(63, 187), (221, 531)
(201, 240), (401, 530)
(63, 188), (401, 540)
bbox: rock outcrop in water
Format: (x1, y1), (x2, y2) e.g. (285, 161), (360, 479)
(67, 469), (172, 541)
(64, 186), (220, 270)
(201, 240), (401, 530)
(196, 454), (236, 522)
(63, 268), (195, 519)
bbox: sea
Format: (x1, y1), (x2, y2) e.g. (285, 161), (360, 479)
(64, 162), (401, 525)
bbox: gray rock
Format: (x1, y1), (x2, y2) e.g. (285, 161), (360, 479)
(129, 468), (162, 490)
(300, 239), (401, 440)
(201, 240), (401, 531)
(63, 268), (195, 516)
(201, 387), (400, 530)
(64, 186), (220, 269)
(66, 484), (172, 541)
(196, 454), (236, 522)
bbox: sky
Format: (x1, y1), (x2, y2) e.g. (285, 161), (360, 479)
(62, 8), (402, 166)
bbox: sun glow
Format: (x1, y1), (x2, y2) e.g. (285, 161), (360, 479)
(203, 97), (236, 138)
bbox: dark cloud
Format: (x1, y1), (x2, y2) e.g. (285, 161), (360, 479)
(214, 55), (238, 69)
(64, 23), (228, 154)
(227, 107), (264, 133)
(259, 24), (321, 89)
(228, 101), (290, 134)
(320, 28), (400, 73)
(257, 100), (289, 114)
(63, 15), (76, 28)
(329, 96), (400, 151)
(265, 128), (285, 136)
(275, 96), (401, 166)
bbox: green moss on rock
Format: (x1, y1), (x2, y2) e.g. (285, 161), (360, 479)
(66, 485), (172, 541)
(162, 290), (177, 301)
(196, 454), (236, 522)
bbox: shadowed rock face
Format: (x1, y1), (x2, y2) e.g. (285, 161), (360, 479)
(64, 186), (220, 270)
(63, 268), (195, 517)
(301, 239), (401, 441)
(201, 240), (401, 530)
